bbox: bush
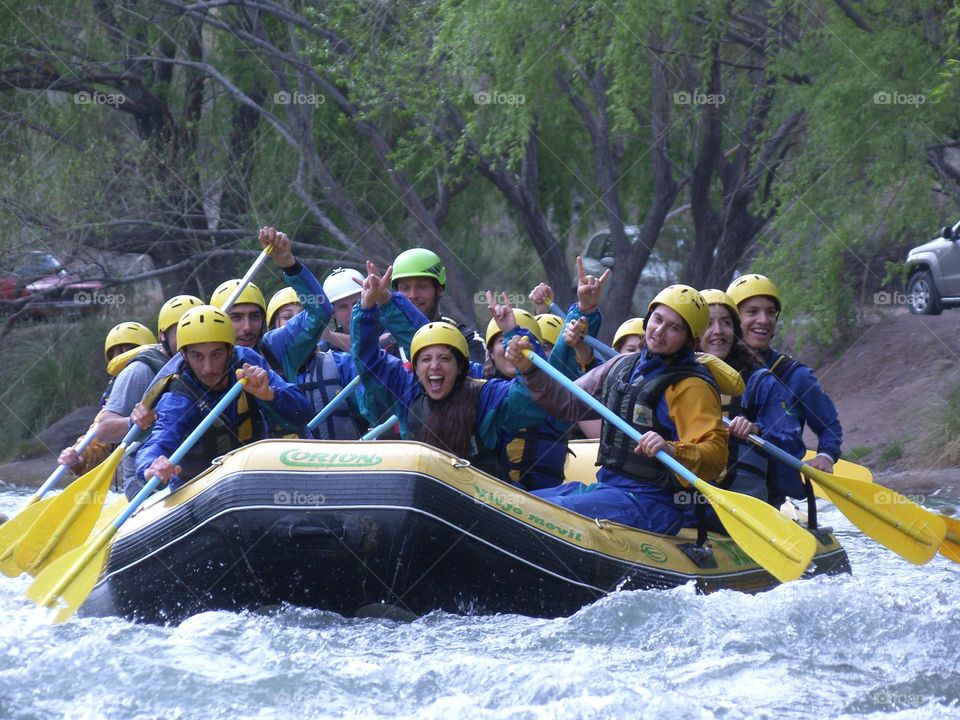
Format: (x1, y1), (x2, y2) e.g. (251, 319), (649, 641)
(0, 316), (112, 461)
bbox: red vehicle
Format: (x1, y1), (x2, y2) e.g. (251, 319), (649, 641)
(0, 251), (105, 318)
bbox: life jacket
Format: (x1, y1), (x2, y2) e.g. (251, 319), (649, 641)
(163, 373), (263, 481)
(502, 420), (569, 491)
(717, 372), (771, 502)
(298, 350), (363, 440)
(768, 351), (802, 386)
(100, 345), (170, 409)
(596, 353), (715, 491)
(405, 378), (503, 478)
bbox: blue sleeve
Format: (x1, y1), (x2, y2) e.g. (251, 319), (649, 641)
(235, 346), (313, 425)
(332, 350), (381, 425)
(379, 291), (429, 357)
(261, 264), (334, 381)
(135, 392), (199, 483)
(549, 304), (603, 378)
(746, 371), (805, 459)
(351, 303), (420, 424)
(785, 365), (843, 461)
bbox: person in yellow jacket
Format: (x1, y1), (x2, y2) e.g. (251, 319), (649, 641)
(506, 285), (728, 534)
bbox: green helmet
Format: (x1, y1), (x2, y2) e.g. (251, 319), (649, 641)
(391, 248), (446, 289)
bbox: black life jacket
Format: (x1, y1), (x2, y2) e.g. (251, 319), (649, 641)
(405, 378), (503, 478)
(596, 353), (714, 491)
(162, 373), (263, 481)
(298, 350), (363, 440)
(127, 346), (171, 376)
(718, 373), (771, 502)
(501, 420), (569, 491)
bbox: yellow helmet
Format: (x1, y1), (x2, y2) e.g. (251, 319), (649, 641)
(266, 287), (301, 328)
(646, 285), (709, 339)
(176, 304), (235, 349)
(485, 309), (542, 348)
(613, 318), (645, 350)
(157, 294), (204, 334)
(700, 289), (740, 319)
(535, 314), (564, 346)
(104, 322), (157, 361)
(410, 321), (469, 364)
(726, 274), (781, 313)
(210, 280), (266, 314)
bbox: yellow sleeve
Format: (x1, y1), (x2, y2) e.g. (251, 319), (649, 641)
(663, 377), (728, 482)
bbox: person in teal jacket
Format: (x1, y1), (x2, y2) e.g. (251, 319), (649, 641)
(351, 266), (547, 479)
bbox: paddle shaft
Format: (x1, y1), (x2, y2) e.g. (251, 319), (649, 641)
(306, 376), (361, 431)
(220, 248), (272, 312)
(36, 379), (248, 608)
(361, 414), (398, 440)
(549, 302), (617, 360)
(30, 426), (99, 503)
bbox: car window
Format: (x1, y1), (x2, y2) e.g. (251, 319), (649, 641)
(584, 232), (610, 260)
(16, 253), (63, 277)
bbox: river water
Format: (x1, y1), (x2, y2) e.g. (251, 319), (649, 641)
(0, 487), (957, 720)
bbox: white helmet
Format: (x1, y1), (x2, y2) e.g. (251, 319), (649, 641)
(323, 267), (364, 304)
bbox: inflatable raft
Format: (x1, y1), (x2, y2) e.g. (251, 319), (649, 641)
(79, 439), (850, 623)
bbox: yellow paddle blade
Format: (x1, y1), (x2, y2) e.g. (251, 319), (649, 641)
(803, 452), (873, 501)
(95, 496), (128, 535)
(0, 496), (55, 577)
(13, 446), (123, 576)
(25, 525), (116, 624)
(940, 514), (960, 564)
(803, 465), (946, 565)
(695, 480), (817, 583)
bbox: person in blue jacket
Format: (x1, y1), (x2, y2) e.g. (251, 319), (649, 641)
(351, 266), (547, 478)
(696, 289), (805, 512)
(137, 305), (312, 492)
(210, 226), (333, 384)
(726, 274), (843, 477)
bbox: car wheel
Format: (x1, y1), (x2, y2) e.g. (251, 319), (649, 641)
(907, 271), (942, 315)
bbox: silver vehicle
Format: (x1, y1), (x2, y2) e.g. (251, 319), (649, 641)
(580, 225), (680, 312)
(905, 221), (960, 315)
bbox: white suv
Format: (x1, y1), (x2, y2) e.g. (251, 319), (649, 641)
(905, 221), (960, 314)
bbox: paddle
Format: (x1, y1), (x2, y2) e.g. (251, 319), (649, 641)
(549, 302), (617, 360)
(941, 516), (960, 563)
(306, 376), (361, 432)
(221, 246), (273, 310)
(361, 414), (399, 440)
(522, 349), (816, 583)
(26, 378), (248, 623)
(724, 418), (947, 565)
(0, 426), (100, 576)
(804, 451), (873, 484)
(11, 424), (146, 576)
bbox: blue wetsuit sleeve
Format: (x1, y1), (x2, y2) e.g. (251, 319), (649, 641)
(787, 365), (843, 461)
(237, 345), (313, 425)
(549, 304), (603, 377)
(135, 392), (197, 483)
(261, 263), (333, 381)
(379, 291), (429, 356)
(351, 303), (419, 422)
